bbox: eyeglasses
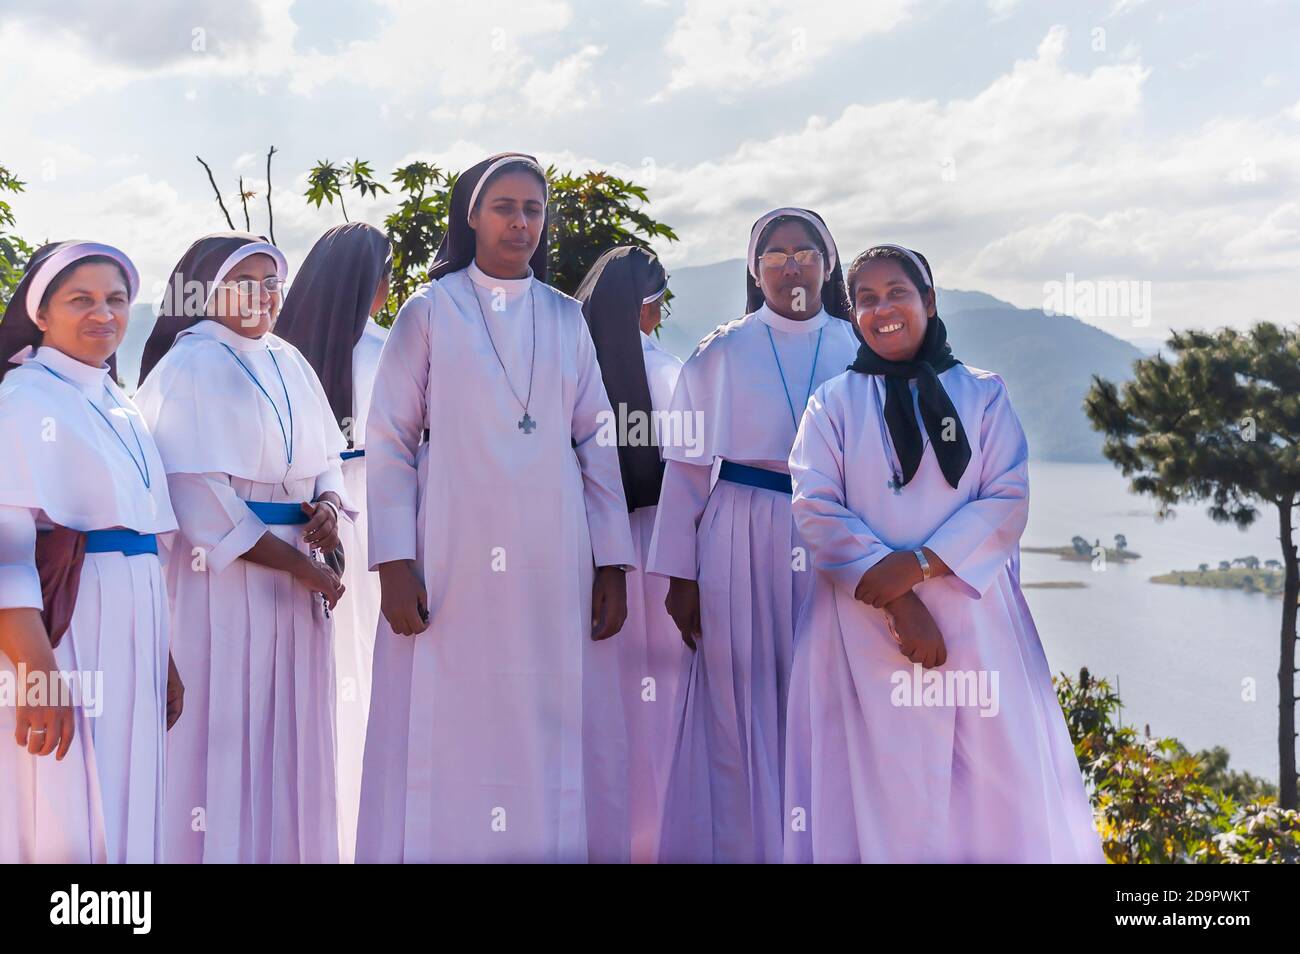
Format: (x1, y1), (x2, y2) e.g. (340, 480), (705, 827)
(224, 276), (287, 297)
(758, 249), (823, 270)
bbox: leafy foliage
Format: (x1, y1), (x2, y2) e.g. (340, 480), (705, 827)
(0, 164), (34, 308)
(1056, 668), (1299, 863)
(305, 159), (677, 322)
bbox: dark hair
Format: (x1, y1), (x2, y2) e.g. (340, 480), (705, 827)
(845, 246), (933, 301)
(470, 160), (548, 217)
(39, 254), (131, 312)
(747, 214), (852, 320)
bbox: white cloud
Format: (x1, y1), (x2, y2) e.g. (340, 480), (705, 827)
(655, 0), (920, 99)
(524, 44), (604, 115)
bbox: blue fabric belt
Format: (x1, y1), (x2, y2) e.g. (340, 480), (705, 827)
(84, 528), (159, 556)
(718, 460), (793, 495)
(341, 449), (365, 460)
(245, 500), (310, 525)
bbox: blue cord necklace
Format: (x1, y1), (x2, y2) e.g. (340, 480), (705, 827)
(39, 362), (151, 489)
(219, 342), (294, 464)
(765, 321), (824, 430)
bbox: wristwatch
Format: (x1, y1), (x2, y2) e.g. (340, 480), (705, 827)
(912, 548), (931, 582)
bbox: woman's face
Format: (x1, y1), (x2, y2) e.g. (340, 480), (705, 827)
(755, 219), (825, 320)
(639, 296), (663, 336)
(852, 258), (935, 362)
(35, 262), (130, 367)
(210, 253), (282, 338)
(468, 170), (546, 278)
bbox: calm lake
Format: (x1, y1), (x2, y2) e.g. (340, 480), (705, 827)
(1023, 460), (1284, 781)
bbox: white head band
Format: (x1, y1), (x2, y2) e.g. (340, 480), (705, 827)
(747, 208), (838, 280)
(466, 156), (549, 225)
(25, 241), (140, 322)
(866, 244), (932, 288)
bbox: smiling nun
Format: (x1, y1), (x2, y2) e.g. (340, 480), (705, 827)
(783, 245), (1104, 863)
(0, 241), (180, 863)
(136, 232), (353, 864)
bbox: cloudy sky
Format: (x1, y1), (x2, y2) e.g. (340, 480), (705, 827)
(2, 0), (1296, 342)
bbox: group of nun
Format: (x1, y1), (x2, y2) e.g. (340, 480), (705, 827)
(0, 151), (1103, 864)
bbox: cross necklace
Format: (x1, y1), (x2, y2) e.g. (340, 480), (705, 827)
(468, 271), (538, 434)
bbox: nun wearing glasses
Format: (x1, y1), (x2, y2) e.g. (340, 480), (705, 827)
(136, 232), (353, 864)
(646, 208), (860, 863)
(0, 241), (179, 863)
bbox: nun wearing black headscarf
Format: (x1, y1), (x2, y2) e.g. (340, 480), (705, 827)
(134, 231), (354, 864)
(0, 241), (179, 863)
(275, 222), (392, 864)
(782, 244), (1104, 864)
(575, 244), (684, 862)
(644, 207), (861, 864)
(357, 153), (637, 864)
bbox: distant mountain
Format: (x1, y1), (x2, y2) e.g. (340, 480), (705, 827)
(657, 259), (1144, 462)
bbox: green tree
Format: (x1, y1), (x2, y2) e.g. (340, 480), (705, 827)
(0, 163), (34, 307)
(1085, 324), (1300, 809)
(307, 159), (678, 322)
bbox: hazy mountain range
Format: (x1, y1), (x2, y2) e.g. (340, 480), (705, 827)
(115, 258), (1146, 462)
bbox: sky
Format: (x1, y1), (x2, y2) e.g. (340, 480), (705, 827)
(1, 0), (1297, 344)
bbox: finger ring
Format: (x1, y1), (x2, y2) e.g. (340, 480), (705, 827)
(29, 728), (47, 735)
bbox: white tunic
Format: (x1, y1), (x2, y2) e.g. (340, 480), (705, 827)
(646, 304), (861, 863)
(135, 318), (352, 863)
(0, 345), (176, 863)
(334, 316), (387, 864)
(357, 263), (637, 863)
(785, 365), (1104, 862)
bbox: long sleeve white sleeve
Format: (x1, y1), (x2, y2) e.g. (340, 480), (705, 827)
(0, 505), (42, 610)
(922, 378), (1030, 599)
(364, 292), (431, 569)
(166, 472), (268, 575)
(789, 396), (894, 594)
(645, 459), (712, 580)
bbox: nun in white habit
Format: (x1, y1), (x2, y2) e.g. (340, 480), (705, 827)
(136, 232), (354, 864)
(783, 245), (1103, 863)
(276, 222), (392, 864)
(357, 153), (637, 864)
(575, 245), (686, 863)
(646, 208), (861, 863)
(0, 241), (179, 863)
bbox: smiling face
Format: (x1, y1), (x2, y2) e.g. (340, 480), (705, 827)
(209, 252), (282, 338)
(468, 168), (547, 279)
(851, 257), (935, 361)
(34, 260), (131, 368)
(755, 219), (826, 321)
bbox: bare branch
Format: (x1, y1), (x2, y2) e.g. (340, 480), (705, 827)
(195, 156), (235, 230)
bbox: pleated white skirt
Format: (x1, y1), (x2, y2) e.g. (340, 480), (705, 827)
(0, 549), (168, 863)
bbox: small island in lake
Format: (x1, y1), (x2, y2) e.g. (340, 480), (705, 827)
(1150, 557), (1287, 598)
(1021, 581), (1088, 589)
(1022, 534), (1140, 564)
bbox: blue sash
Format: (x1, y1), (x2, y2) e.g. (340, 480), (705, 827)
(245, 501), (310, 525)
(84, 528), (159, 556)
(718, 460), (793, 495)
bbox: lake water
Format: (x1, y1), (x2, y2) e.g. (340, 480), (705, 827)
(1023, 460), (1286, 782)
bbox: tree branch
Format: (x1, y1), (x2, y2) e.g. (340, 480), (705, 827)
(196, 156), (235, 230)
(265, 146), (277, 245)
